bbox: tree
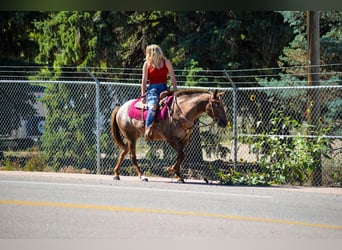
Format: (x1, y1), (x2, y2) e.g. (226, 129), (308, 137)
(40, 82), (96, 171)
(259, 11), (342, 123)
(278, 11), (342, 69)
(172, 11), (294, 81)
(0, 12), (47, 144)
(33, 12), (105, 170)
(0, 12), (46, 65)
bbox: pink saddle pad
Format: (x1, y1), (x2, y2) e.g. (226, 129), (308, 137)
(128, 96), (173, 121)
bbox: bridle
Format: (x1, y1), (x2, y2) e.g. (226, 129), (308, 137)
(207, 94), (223, 124)
(170, 93), (222, 130)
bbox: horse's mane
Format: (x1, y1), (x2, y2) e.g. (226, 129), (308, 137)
(173, 89), (210, 98)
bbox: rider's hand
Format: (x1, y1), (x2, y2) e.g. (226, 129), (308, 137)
(141, 94), (146, 104)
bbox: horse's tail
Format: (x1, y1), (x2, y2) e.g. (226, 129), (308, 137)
(110, 106), (126, 149)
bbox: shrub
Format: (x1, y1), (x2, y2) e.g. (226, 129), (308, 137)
(24, 154), (47, 172)
(252, 113), (331, 185)
(218, 168), (270, 186)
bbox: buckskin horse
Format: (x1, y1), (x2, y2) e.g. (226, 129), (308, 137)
(110, 89), (228, 183)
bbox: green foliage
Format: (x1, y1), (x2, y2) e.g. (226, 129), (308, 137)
(252, 112), (331, 185)
(326, 98), (342, 120)
(24, 154), (47, 172)
(257, 76), (341, 136)
(1, 157), (23, 171)
(244, 78), (339, 186)
(1, 151), (47, 172)
(174, 11), (293, 73)
(99, 132), (119, 157)
(278, 11), (342, 69)
(0, 11), (47, 65)
(320, 11), (342, 65)
(41, 83), (96, 171)
(33, 11), (126, 67)
(182, 59), (208, 87)
(3, 11), (340, 80)
(218, 168), (269, 186)
(31, 11), (294, 75)
(0, 12), (46, 137)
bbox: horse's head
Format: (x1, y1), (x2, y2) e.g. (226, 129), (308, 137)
(206, 90), (228, 128)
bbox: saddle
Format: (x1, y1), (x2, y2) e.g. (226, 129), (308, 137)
(134, 90), (174, 110)
(128, 91), (174, 122)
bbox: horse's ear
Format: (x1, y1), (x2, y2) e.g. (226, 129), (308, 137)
(212, 90), (225, 99)
(218, 91), (225, 98)
(212, 89), (218, 98)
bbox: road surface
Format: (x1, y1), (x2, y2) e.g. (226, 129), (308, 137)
(0, 171), (342, 239)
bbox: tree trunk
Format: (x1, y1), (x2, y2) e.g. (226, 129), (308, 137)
(307, 11), (322, 186)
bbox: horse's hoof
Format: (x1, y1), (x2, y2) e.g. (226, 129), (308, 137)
(167, 167), (174, 174)
(140, 175), (148, 182)
(113, 175), (120, 181)
(176, 178), (185, 183)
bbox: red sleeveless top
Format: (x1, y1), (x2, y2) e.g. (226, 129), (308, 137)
(148, 61), (168, 84)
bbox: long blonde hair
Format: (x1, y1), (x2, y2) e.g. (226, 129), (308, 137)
(145, 44), (165, 68)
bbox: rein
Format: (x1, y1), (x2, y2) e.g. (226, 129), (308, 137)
(171, 93), (219, 130)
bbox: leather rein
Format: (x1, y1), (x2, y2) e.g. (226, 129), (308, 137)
(170, 93), (222, 131)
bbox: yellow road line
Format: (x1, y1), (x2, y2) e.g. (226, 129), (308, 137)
(1, 199), (342, 230)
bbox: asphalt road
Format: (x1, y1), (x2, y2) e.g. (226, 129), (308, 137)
(0, 171), (342, 239)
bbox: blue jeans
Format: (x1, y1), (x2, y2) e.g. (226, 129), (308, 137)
(146, 83), (168, 127)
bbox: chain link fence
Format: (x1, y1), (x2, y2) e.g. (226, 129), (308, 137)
(0, 66), (341, 186)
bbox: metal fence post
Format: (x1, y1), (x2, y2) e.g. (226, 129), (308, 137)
(224, 70), (238, 170)
(232, 86), (238, 170)
(85, 67), (101, 174)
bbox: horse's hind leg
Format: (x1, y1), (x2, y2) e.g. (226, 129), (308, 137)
(113, 147), (128, 180)
(167, 140), (186, 183)
(128, 139), (148, 181)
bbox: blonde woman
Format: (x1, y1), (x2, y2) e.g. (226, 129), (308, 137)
(141, 44), (178, 141)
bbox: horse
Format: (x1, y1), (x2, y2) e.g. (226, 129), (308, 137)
(110, 89), (228, 183)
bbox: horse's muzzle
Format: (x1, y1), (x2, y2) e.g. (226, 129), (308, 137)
(217, 118), (228, 128)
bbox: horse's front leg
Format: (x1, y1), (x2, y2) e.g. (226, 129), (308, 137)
(127, 139), (148, 182)
(167, 140), (186, 183)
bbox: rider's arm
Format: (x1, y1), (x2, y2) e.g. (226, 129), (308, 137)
(141, 61), (148, 96)
(165, 59), (178, 91)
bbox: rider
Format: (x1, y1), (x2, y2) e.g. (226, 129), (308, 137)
(141, 44), (178, 141)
